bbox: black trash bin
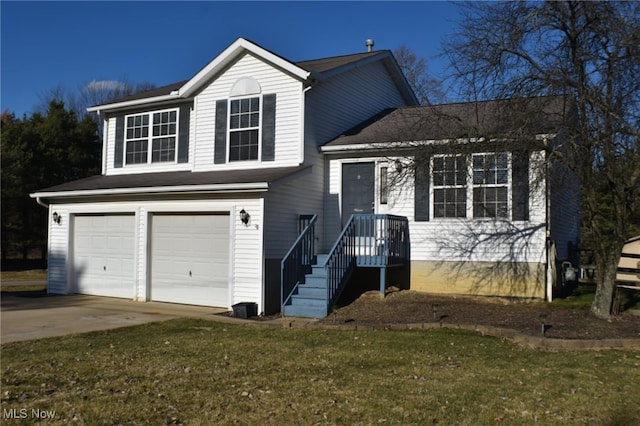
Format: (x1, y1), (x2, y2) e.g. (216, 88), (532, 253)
(231, 302), (258, 319)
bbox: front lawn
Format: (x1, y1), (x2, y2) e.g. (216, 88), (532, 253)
(2, 319), (639, 425)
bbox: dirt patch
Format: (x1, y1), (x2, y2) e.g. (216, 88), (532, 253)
(318, 290), (640, 340)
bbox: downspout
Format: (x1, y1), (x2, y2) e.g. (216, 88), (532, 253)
(35, 196), (51, 293)
(544, 140), (553, 302)
(35, 196), (49, 209)
(300, 85), (313, 164)
(101, 115), (108, 175)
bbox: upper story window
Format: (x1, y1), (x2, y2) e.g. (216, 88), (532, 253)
(433, 155), (467, 218)
(229, 97), (260, 162)
(125, 109), (178, 165)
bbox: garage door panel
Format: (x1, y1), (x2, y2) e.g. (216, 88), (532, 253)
(73, 215), (135, 298)
(151, 214), (230, 307)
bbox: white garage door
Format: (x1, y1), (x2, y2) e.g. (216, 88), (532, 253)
(73, 214), (136, 298)
(151, 214), (230, 307)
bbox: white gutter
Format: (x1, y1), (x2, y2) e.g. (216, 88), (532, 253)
(320, 134), (558, 153)
(320, 139), (446, 153)
(87, 93), (181, 113)
(30, 182), (270, 200)
(35, 197), (49, 208)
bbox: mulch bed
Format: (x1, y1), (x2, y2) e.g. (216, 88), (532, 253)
(317, 290), (640, 340)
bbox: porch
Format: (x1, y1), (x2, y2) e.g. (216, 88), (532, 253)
(281, 214), (409, 318)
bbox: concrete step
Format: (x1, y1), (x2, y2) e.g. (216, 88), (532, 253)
(283, 303), (327, 318)
(296, 285), (326, 298)
(290, 293), (325, 306)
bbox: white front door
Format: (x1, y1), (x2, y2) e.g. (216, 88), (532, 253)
(150, 214), (230, 307)
(73, 214), (136, 298)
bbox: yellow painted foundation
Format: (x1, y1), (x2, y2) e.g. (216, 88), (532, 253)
(410, 260), (546, 299)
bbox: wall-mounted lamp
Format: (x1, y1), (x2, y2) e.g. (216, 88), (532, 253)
(52, 212), (62, 225)
(239, 209), (250, 225)
(395, 160), (403, 173)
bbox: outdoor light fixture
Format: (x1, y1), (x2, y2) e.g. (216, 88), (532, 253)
(395, 160), (403, 173)
(239, 209), (250, 225)
(52, 212), (61, 225)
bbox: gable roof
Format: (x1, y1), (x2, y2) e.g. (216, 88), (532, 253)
(295, 51), (387, 73)
(30, 166), (309, 199)
(88, 37), (416, 113)
(322, 95), (571, 151)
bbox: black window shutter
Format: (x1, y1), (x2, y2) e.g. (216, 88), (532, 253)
(114, 115), (124, 168)
(214, 99), (228, 164)
(261, 93), (276, 161)
(177, 105), (190, 163)
(512, 150), (530, 221)
(414, 157), (430, 221)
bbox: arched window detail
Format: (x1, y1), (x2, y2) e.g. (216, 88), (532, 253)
(230, 77), (261, 97)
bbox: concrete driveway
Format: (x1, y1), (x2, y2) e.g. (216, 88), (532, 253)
(1, 293), (230, 344)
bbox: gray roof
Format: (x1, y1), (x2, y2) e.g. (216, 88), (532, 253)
(94, 50), (388, 108)
(97, 80), (188, 107)
(324, 96), (571, 148)
(295, 51), (387, 73)
(35, 166), (308, 196)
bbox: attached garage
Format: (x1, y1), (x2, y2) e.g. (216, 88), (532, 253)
(73, 214), (136, 298)
(150, 213), (230, 307)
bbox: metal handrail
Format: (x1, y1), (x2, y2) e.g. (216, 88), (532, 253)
(323, 214), (409, 307)
(281, 215), (317, 312)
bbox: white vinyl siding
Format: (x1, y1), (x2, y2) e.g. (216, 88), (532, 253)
(263, 169), (324, 259)
(47, 208), (70, 294)
(193, 53), (304, 171)
(547, 150), (581, 261)
(305, 60), (408, 156)
(309, 60), (412, 251)
(326, 154), (547, 264)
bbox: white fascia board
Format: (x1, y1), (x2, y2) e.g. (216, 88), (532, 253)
(321, 134), (557, 153)
(180, 38), (310, 97)
(30, 182), (270, 200)
(86, 94), (181, 114)
(320, 139), (444, 153)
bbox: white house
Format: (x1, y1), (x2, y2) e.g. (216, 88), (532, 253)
(31, 38), (580, 317)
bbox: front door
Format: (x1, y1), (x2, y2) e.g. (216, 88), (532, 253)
(342, 162), (375, 225)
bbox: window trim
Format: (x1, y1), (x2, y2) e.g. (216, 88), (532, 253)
(123, 108), (179, 166)
(227, 95), (262, 163)
(379, 165), (389, 205)
(472, 152), (510, 219)
(429, 152), (512, 220)
(431, 154), (468, 219)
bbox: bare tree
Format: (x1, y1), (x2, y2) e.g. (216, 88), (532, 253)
(441, 1), (640, 317)
(393, 45), (445, 105)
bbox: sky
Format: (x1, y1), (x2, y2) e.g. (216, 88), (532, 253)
(1, 1), (462, 117)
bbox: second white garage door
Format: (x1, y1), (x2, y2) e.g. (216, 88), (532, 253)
(151, 214), (230, 307)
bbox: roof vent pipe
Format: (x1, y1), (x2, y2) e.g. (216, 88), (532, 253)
(365, 39), (374, 52)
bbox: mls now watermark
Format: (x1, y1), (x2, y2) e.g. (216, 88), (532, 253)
(3, 408), (56, 420)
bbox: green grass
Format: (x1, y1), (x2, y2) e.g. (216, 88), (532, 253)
(550, 284), (640, 312)
(2, 319), (639, 425)
(550, 284), (596, 309)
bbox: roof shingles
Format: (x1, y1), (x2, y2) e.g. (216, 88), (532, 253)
(36, 166), (308, 195)
(324, 96), (571, 148)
